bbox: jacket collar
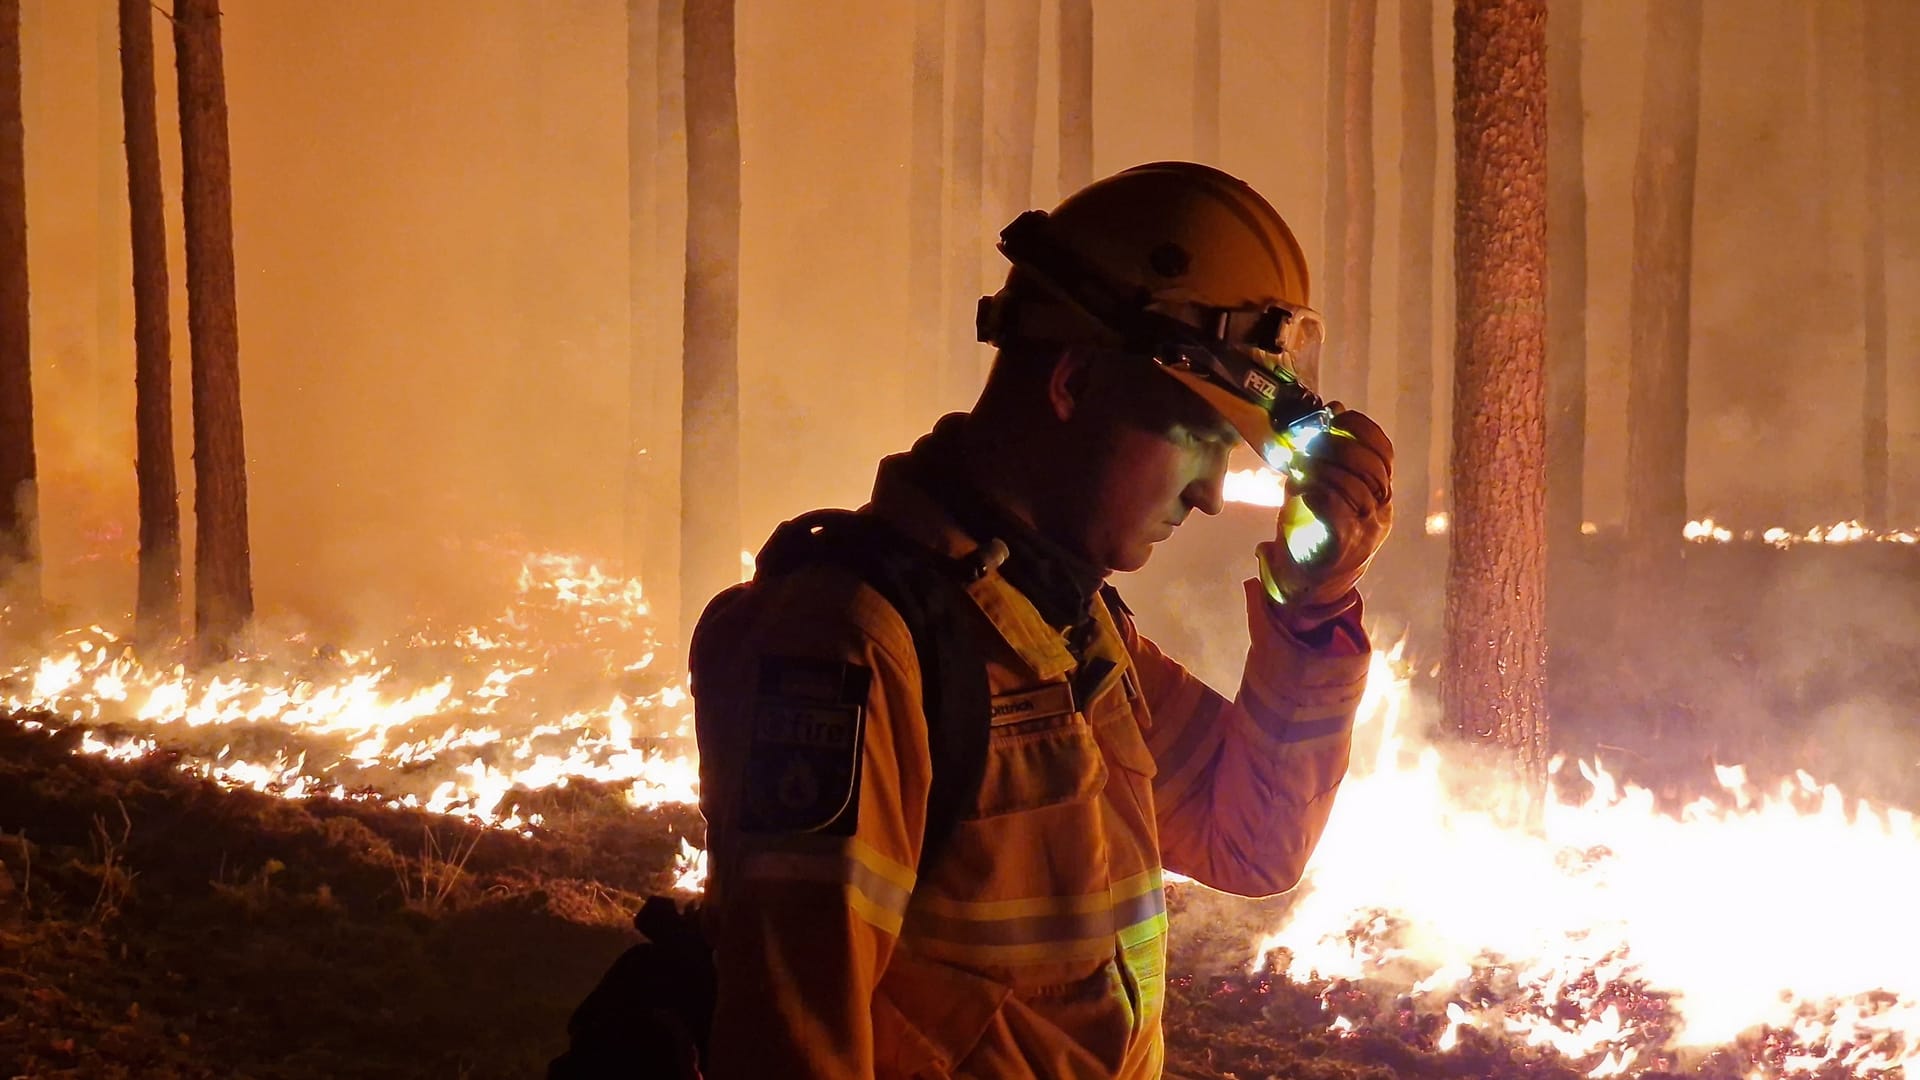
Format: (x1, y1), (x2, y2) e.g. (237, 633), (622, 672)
(865, 415), (1111, 686)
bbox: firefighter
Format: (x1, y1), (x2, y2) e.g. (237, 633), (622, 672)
(693, 161), (1392, 1078)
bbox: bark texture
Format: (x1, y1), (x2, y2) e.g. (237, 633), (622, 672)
(175, 0), (252, 649)
(1862, 0), (1889, 527)
(122, 0), (180, 641)
(1442, 0), (1550, 786)
(1621, 0), (1701, 592)
(1337, 0), (1378, 407)
(1394, 0), (1437, 524)
(1544, 0), (1586, 547)
(1193, 0), (1220, 163)
(0, 0), (32, 586)
(946, 0), (986, 405)
(1056, 0), (1092, 198)
(679, 0), (741, 638)
(909, 0), (946, 416)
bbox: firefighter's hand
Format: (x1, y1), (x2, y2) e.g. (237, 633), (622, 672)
(1257, 407), (1393, 624)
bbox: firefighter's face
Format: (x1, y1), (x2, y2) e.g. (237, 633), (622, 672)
(1039, 352), (1236, 573)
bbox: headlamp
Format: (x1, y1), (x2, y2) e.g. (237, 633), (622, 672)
(979, 208), (1333, 475)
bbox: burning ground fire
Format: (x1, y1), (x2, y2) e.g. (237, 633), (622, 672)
(1256, 647), (1920, 1078)
(4, 548), (1918, 1076)
(1226, 469), (1920, 548)
(1, 552), (702, 833)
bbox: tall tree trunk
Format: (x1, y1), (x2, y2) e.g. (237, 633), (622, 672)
(122, 0), (180, 642)
(0, 0), (33, 595)
(176, 0), (252, 650)
(1862, 0), (1889, 528)
(1622, 0), (1701, 596)
(1056, 0), (1092, 198)
(1544, 0), (1586, 548)
(909, 0), (946, 418)
(654, 0), (686, 646)
(1312, 0), (1347, 391)
(1193, 0), (1220, 163)
(1337, 0), (1378, 407)
(96, 4), (122, 444)
(624, 0), (662, 583)
(1442, 0), (1549, 788)
(679, 0), (740, 638)
(986, 0), (1039, 276)
(1394, 0), (1436, 526)
(946, 0), (985, 406)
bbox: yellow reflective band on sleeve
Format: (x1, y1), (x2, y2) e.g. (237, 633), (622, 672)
(739, 837), (917, 936)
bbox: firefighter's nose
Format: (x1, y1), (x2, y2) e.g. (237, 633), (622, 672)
(1184, 456), (1227, 517)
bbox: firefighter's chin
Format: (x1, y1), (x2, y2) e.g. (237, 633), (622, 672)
(1108, 525), (1176, 575)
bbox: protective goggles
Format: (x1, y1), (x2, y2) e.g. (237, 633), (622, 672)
(1149, 326), (1333, 472)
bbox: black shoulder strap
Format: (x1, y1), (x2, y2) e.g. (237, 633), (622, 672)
(753, 509), (990, 878)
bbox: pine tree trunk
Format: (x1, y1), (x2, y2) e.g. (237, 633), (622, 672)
(1193, 0), (1220, 163)
(0, 0), (33, 592)
(988, 0), (1039, 227)
(176, 0), (252, 650)
(1442, 0), (1550, 787)
(679, 0), (741, 638)
(624, 0), (661, 582)
(1056, 0), (1092, 198)
(1394, 0), (1436, 525)
(653, 0), (686, 646)
(122, 0), (180, 642)
(1312, 0), (1347, 391)
(946, 0), (985, 407)
(1545, 0), (1586, 548)
(1622, 0), (1701, 597)
(1862, 0), (1889, 528)
(909, 0), (946, 417)
(1337, 0), (1377, 407)
(95, 7), (122, 447)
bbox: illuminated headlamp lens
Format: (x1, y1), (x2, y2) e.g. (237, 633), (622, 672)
(1261, 407), (1333, 472)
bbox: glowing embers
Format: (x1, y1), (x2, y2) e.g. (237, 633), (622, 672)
(1, 552), (698, 832)
(1250, 648), (1920, 1077)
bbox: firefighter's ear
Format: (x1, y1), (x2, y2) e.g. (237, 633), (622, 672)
(1046, 347), (1094, 422)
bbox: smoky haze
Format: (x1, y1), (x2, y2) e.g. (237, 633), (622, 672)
(15, 0), (1920, 644)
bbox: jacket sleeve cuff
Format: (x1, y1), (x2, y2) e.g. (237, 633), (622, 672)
(1259, 583), (1369, 656)
(1237, 579), (1371, 743)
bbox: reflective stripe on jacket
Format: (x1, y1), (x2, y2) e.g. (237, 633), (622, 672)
(693, 449), (1369, 1079)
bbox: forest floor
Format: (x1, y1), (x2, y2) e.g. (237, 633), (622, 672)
(5, 687), (1913, 1080)
(4, 535), (1917, 1078)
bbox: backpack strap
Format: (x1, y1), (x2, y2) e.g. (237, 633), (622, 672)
(754, 509), (990, 877)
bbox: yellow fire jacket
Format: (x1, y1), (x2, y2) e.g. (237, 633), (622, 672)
(692, 452), (1370, 1079)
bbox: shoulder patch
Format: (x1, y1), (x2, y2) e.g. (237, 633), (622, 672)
(741, 657), (871, 836)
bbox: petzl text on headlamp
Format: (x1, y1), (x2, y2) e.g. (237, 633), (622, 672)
(977, 209), (1331, 473)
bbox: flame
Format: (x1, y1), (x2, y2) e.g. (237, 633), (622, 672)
(1685, 518), (1920, 548)
(8, 544), (1920, 1074)
(1, 552), (700, 831)
(1248, 647), (1920, 1076)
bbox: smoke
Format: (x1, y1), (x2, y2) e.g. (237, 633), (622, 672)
(9, 0), (1918, 656)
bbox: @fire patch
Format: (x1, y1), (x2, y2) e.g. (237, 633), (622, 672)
(741, 656), (871, 835)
